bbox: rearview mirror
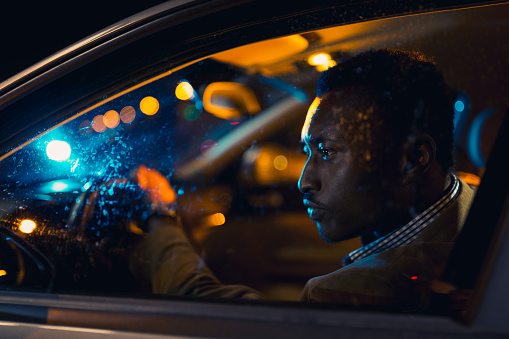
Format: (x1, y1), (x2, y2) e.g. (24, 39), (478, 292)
(203, 82), (261, 120)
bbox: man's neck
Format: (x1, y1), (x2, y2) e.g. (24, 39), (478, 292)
(361, 170), (451, 245)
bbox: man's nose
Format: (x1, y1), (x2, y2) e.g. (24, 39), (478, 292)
(298, 156), (320, 193)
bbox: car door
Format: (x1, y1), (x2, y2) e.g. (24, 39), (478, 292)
(0, 1), (508, 337)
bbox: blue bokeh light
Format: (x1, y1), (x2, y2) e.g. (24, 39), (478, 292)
(83, 182), (92, 191)
(467, 108), (496, 169)
(454, 100), (465, 113)
(46, 140), (71, 161)
(51, 182), (69, 192)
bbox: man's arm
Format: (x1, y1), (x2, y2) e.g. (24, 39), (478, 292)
(132, 216), (262, 299)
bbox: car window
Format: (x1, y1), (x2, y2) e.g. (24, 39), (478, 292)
(0, 3), (507, 314)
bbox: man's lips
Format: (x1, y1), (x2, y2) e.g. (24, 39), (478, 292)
(303, 196), (326, 220)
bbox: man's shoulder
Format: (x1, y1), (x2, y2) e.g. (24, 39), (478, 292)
(302, 241), (456, 308)
(415, 177), (476, 243)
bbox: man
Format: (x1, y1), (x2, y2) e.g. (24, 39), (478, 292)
(297, 49), (474, 309)
(133, 49), (475, 311)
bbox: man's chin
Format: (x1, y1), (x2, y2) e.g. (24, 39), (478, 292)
(317, 222), (339, 243)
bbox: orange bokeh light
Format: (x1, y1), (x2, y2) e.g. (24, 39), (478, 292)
(19, 219), (37, 234)
(208, 213), (226, 227)
(103, 110), (120, 129)
(175, 81), (195, 101)
(308, 52), (330, 66)
(120, 106), (136, 123)
(273, 155), (288, 170)
(140, 96), (159, 115)
(92, 115), (107, 133)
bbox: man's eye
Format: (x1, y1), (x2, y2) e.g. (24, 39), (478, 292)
(318, 143), (332, 160)
(319, 148), (331, 160)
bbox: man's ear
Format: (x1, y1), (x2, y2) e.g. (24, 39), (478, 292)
(401, 134), (436, 185)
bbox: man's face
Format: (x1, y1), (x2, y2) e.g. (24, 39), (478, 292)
(299, 87), (396, 242)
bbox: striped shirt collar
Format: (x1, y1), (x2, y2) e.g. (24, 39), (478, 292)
(341, 174), (460, 267)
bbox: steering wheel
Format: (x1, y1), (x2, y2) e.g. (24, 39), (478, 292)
(76, 178), (151, 241)
(65, 176), (154, 292)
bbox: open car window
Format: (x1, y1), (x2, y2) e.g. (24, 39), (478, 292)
(0, 2), (508, 316)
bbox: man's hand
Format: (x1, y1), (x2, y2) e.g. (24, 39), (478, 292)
(133, 165), (176, 213)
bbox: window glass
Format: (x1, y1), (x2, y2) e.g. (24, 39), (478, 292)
(0, 4), (507, 312)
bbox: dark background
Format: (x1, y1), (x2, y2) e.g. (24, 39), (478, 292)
(0, 1), (165, 82)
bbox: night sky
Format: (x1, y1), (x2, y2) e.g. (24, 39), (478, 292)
(0, 1), (165, 82)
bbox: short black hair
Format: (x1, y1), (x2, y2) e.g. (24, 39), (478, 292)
(316, 49), (455, 173)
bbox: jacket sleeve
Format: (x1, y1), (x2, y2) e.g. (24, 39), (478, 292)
(132, 217), (263, 299)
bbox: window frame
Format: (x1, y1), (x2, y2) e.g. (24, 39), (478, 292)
(0, 0), (508, 336)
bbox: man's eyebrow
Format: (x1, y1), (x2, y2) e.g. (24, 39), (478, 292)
(310, 131), (346, 144)
(301, 132), (346, 147)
